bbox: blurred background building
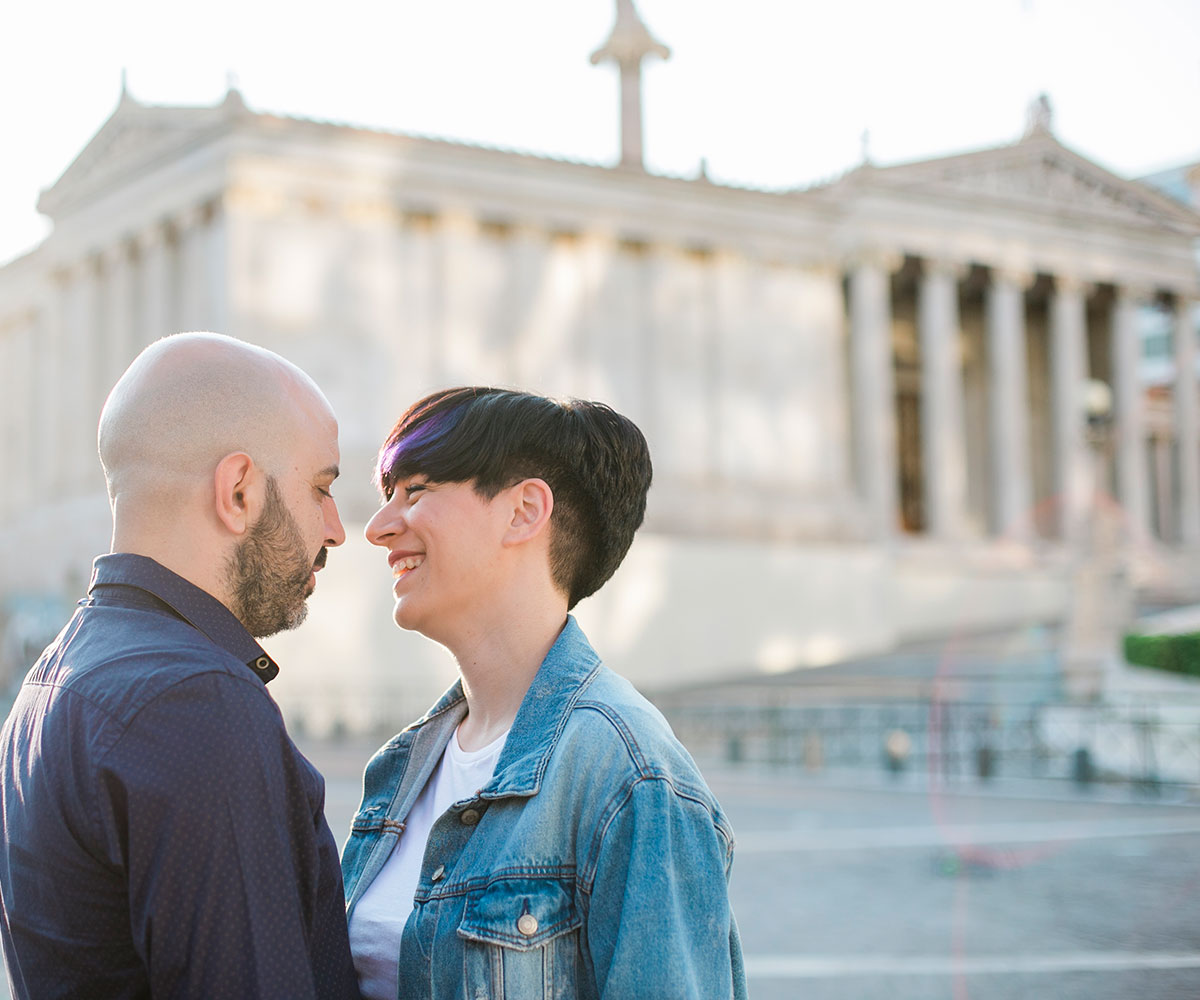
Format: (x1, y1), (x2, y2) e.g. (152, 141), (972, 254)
(1, 1), (1199, 735)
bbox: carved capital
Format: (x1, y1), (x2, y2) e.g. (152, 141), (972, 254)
(174, 202), (209, 233)
(990, 266), (1036, 290)
(1114, 283), (1155, 306)
(135, 220), (171, 252)
(847, 246), (903, 275)
(101, 238), (135, 270)
(1052, 273), (1093, 298)
(921, 257), (970, 283)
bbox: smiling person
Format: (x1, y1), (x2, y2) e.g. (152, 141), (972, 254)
(342, 387), (747, 1000)
(0, 333), (361, 999)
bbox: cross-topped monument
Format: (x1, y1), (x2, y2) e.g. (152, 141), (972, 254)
(590, 0), (670, 170)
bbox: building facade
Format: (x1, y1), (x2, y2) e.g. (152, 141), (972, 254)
(1, 55), (1198, 730)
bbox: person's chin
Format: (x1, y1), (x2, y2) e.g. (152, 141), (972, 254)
(391, 597), (425, 634)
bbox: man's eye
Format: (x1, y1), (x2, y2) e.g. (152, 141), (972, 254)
(404, 484), (426, 499)
(317, 487), (334, 499)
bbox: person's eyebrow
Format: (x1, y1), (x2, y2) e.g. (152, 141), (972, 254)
(316, 465), (340, 481)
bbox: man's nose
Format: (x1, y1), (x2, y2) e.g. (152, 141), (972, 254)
(325, 499), (347, 547)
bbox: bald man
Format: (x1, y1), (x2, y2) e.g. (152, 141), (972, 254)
(0, 334), (361, 999)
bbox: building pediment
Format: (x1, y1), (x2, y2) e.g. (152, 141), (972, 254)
(37, 91), (245, 220)
(850, 132), (1200, 236)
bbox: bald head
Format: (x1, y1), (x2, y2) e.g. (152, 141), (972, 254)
(99, 332), (333, 505)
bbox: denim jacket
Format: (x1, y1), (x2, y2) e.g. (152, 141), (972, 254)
(342, 617), (747, 1000)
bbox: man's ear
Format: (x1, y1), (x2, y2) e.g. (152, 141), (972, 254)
(213, 452), (260, 536)
(502, 478), (554, 546)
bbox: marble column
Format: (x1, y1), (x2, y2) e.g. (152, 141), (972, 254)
(576, 230), (620, 403)
(5, 319), (35, 514)
(806, 260), (853, 497)
(438, 210), (481, 385)
(137, 222), (172, 349)
(205, 199), (230, 334)
(103, 240), (136, 390)
(848, 251), (901, 540)
(987, 268), (1033, 539)
(35, 270), (67, 493)
(175, 204), (210, 332)
(918, 258), (969, 540)
(397, 211), (438, 392)
(650, 243), (710, 487)
(1051, 275), (1091, 543)
(74, 256), (104, 490)
(52, 260), (93, 493)
(1111, 285), (1150, 541)
(1173, 296), (1200, 545)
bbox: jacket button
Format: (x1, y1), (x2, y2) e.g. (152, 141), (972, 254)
(517, 913), (538, 937)
(431, 865), (445, 882)
(460, 808), (480, 826)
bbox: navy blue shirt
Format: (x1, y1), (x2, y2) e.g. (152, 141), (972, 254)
(0, 554), (361, 1000)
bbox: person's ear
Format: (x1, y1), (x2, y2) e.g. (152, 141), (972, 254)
(502, 478), (554, 546)
(213, 452), (261, 536)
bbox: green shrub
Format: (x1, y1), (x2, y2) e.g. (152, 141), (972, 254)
(1123, 632), (1200, 677)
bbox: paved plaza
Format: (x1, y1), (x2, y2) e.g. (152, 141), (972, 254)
(312, 738), (1200, 1000)
(3, 738), (1199, 999)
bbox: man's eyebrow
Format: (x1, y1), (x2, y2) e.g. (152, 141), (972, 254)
(316, 465), (340, 481)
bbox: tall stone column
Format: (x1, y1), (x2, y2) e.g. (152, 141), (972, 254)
(919, 258), (969, 540)
(74, 256), (104, 489)
(802, 259), (852, 497)
(103, 240), (136, 391)
(650, 243), (711, 488)
(849, 251), (901, 540)
(137, 222), (172, 349)
(1173, 296), (1200, 546)
(1051, 275), (1091, 543)
(506, 223), (549, 391)
(438, 210), (481, 385)
(987, 268), (1033, 539)
(175, 204), (210, 332)
(35, 270), (67, 493)
(577, 230), (620, 403)
(1111, 285), (1150, 540)
(51, 260), (95, 493)
(205, 198), (230, 335)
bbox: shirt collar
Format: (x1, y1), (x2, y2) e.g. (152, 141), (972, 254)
(88, 553), (280, 683)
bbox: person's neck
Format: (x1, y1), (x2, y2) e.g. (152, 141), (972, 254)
(451, 601), (568, 752)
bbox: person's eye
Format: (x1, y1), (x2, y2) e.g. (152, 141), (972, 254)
(404, 483), (427, 500)
(317, 486), (334, 499)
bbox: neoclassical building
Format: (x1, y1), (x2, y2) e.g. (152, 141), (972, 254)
(1, 8), (1198, 729)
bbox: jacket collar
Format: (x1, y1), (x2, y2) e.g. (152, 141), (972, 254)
(400, 616), (602, 801)
(482, 615), (601, 799)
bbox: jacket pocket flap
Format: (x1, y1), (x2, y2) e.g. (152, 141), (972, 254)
(458, 878), (580, 951)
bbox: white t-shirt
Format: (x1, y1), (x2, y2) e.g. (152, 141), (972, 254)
(349, 726), (508, 1000)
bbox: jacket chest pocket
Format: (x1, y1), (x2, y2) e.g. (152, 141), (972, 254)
(457, 877), (581, 1000)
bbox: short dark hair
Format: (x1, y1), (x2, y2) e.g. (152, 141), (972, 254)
(375, 387), (652, 609)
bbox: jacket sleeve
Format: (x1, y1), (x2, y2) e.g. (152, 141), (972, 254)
(95, 671), (360, 1000)
(583, 775), (745, 1000)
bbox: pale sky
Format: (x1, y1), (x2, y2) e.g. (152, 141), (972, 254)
(2, 0), (1198, 267)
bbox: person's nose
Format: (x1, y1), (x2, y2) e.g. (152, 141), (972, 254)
(364, 498), (403, 548)
(325, 496), (347, 548)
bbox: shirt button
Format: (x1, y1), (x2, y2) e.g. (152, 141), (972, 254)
(517, 913), (538, 937)
(431, 865), (445, 882)
(460, 808), (480, 826)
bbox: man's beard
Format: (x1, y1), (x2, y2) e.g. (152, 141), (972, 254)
(227, 475), (322, 638)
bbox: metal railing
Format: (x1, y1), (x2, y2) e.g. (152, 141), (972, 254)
(655, 694), (1200, 794)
